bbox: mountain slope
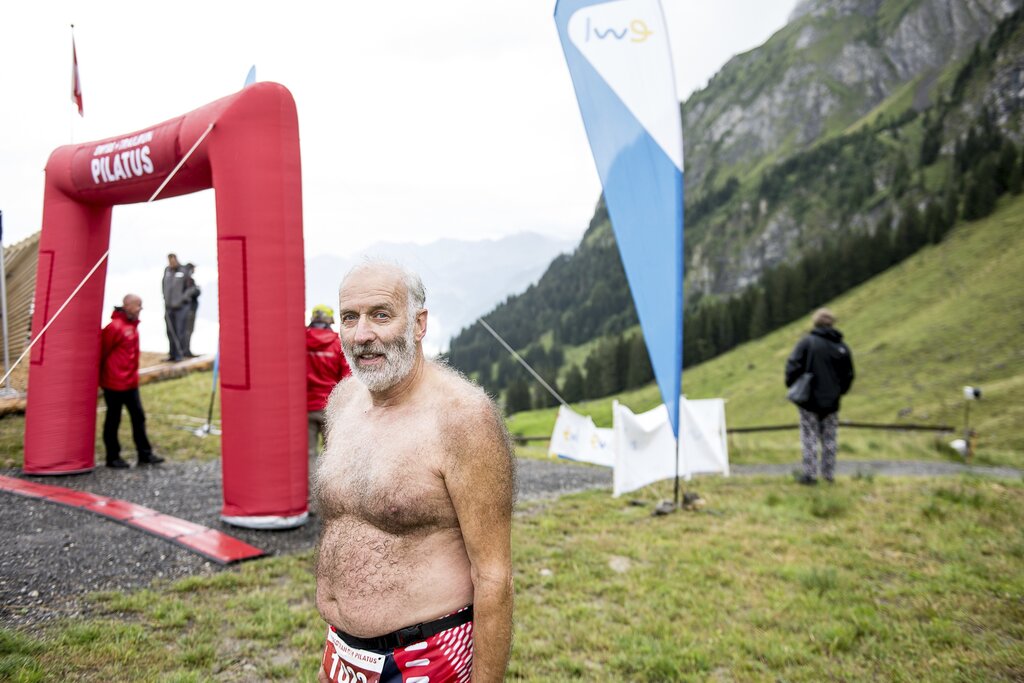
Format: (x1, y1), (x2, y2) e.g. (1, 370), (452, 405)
(510, 193), (1024, 464)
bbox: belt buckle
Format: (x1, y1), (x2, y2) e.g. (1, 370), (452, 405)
(394, 624), (424, 648)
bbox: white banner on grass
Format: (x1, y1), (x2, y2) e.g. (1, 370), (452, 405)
(612, 398), (729, 497)
(548, 404), (615, 468)
(681, 398), (730, 478)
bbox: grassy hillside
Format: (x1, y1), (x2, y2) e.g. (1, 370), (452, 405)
(510, 193), (1024, 468)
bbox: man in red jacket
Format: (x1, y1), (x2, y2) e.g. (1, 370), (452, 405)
(307, 304), (351, 460)
(100, 294), (164, 469)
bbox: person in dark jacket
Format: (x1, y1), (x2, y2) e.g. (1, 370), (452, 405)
(306, 304), (351, 460)
(785, 307), (854, 484)
(162, 253), (189, 361)
(181, 262), (201, 358)
(100, 294), (164, 469)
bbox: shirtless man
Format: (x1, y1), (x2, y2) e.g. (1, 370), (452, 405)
(315, 262), (515, 683)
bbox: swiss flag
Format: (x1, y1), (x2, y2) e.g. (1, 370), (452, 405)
(71, 34), (83, 117)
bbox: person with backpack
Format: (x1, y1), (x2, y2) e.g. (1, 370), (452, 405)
(784, 307), (855, 484)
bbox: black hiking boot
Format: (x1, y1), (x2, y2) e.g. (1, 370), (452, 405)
(106, 457), (130, 469)
(137, 454), (165, 466)
(796, 473), (818, 486)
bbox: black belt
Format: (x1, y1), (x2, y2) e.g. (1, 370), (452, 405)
(331, 605), (473, 651)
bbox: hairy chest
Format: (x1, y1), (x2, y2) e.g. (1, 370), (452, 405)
(315, 409), (456, 535)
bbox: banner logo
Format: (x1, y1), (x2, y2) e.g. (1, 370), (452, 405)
(584, 16), (653, 42)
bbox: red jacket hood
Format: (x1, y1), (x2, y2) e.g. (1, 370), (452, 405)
(306, 326), (339, 349)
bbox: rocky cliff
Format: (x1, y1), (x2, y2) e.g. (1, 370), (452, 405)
(681, 0), (1023, 296)
(683, 0), (1020, 194)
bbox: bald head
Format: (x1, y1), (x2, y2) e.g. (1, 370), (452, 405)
(340, 261), (426, 316)
(122, 294), (142, 321)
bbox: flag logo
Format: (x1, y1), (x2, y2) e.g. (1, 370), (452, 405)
(568, 1), (682, 171)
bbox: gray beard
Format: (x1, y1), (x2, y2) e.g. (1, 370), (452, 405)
(343, 323), (417, 392)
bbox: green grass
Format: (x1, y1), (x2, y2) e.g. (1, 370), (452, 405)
(0, 371), (223, 469)
(844, 75), (921, 134)
(511, 194), (1024, 468)
(3, 475), (1023, 681)
(1, 553), (322, 682)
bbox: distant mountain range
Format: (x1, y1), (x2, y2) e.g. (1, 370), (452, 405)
(304, 233), (574, 354)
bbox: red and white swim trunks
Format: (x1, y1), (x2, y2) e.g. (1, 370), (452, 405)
(321, 606), (473, 683)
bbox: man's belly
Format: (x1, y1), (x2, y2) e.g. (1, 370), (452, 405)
(316, 516), (474, 637)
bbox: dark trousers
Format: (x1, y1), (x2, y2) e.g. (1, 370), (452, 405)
(165, 306), (188, 360)
(182, 301), (198, 356)
(102, 388), (153, 462)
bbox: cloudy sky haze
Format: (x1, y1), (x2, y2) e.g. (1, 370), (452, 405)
(0, 1), (796, 353)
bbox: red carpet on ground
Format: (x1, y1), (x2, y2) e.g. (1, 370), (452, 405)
(0, 474), (264, 564)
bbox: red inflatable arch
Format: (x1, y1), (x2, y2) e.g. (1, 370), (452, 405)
(24, 83), (308, 528)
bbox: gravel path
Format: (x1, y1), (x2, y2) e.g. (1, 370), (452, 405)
(1, 456), (1018, 629)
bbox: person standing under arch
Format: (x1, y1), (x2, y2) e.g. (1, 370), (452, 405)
(181, 262), (201, 358)
(100, 294), (164, 469)
(162, 253), (189, 362)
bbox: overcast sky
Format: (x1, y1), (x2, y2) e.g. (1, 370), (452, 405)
(0, 0), (796, 353)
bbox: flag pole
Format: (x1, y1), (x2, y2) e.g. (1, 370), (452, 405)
(674, 431), (681, 507)
(69, 25), (74, 143)
(70, 23), (84, 141)
(674, 132), (686, 510)
(192, 350), (221, 437)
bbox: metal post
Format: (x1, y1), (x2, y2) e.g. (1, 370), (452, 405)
(673, 458), (680, 507)
(0, 210), (17, 398)
(963, 400), (973, 461)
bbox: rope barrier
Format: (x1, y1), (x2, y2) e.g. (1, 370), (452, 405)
(478, 318), (568, 409)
